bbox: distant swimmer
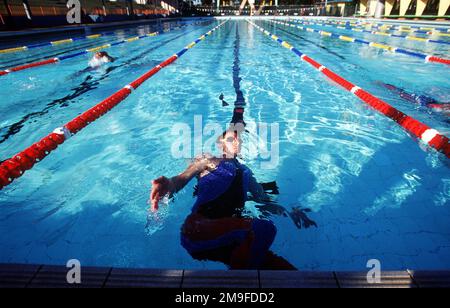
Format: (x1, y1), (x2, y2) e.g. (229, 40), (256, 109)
(380, 82), (450, 114)
(88, 51), (115, 68)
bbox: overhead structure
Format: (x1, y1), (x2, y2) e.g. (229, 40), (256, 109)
(238, 0), (256, 15)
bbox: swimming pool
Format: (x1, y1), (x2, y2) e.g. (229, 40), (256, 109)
(0, 17), (449, 271)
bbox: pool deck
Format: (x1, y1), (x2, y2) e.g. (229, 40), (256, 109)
(1, 263), (449, 288)
(0, 17), (211, 39)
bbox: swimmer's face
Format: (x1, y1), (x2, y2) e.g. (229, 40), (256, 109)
(220, 130), (242, 158)
(94, 52), (110, 61)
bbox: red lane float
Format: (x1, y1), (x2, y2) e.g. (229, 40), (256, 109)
(321, 68), (355, 91)
(10, 58), (59, 73)
(129, 67), (161, 89)
(0, 21), (228, 190)
(0, 74), (146, 190)
(301, 55), (322, 70)
(428, 56), (450, 65)
(306, 50), (450, 158)
(160, 55), (178, 68)
(65, 88), (132, 134)
(329, 75), (450, 157)
(0, 132), (65, 188)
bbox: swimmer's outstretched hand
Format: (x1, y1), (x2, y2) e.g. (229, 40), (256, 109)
(288, 206), (318, 229)
(150, 176), (172, 212)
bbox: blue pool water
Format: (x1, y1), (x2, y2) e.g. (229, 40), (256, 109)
(0, 18), (449, 271)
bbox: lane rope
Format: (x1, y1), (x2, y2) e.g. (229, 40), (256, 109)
(0, 20), (229, 191)
(312, 18), (450, 36)
(272, 19), (450, 66)
(288, 18), (450, 46)
(0, 20), (197, 55)
(299, 17), (450, 33)
(248, 20), (449, 160)
(321, 18), (450, 33)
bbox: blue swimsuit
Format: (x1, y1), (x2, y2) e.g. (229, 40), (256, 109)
(180, 159), (277, 269)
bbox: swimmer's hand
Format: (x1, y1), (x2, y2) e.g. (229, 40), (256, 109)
(254, 201), (288, 217)
(288, 206), (317, 229)
(150, 176), (174, 212)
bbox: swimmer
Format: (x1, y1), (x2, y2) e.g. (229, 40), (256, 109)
(88, 51), (115, 68)
(380, 82), (450, 114)
(150, 126), (301, 270)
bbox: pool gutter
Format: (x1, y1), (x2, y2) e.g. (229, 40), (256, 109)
(1, 263), (449, 288)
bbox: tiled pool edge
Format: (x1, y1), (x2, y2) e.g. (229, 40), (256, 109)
(1, 263), (449, 288)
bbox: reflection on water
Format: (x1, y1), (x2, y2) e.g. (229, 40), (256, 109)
(304, 154), (343, 211)
(434, 179), (450, 207)
(364, 170), (422, 216)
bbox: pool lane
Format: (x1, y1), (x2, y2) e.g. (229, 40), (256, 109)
(264, 20), (450, 132)
(0, 29), (201, 144)
(0, 21), (212, 77)
(0, 20), (200, 69)
(0, 22), (216, 149)
(0, 20), (229, 191)
(249, 20), (449, 159)
(0, 25), (156, 68)
(273, 20), (450, 67)
(285, 19), (450, 58)
(0, 24), (168, 55)
(0, 36), (122, 69)
(321, 18), (450, 33)
(293, 18), (450, 41)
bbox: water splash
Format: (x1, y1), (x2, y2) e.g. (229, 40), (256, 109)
(144, 195), (171, 236)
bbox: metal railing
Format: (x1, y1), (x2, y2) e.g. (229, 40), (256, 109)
(195, 4), (357, 17)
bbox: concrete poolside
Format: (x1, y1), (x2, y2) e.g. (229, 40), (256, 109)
(1, 263), (449, 288)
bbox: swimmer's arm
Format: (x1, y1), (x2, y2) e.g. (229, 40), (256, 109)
(247, 171), (289, 217)
(247, 172), (271, 203)
(169, 160), (206, 193)
(150, 159), (206, 211)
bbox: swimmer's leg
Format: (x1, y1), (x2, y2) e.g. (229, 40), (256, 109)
(230, 219), (295, 270)
(182, 214), (294, 270)
(181, 214), (253, 265)
(260, 251), (297, 270)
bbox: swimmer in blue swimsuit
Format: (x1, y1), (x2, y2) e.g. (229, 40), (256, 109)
(150, 127), (300, 270)
(380, 83), (450, 114)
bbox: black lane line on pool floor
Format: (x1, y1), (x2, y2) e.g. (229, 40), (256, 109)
(233, 24), (245, 107)
(230, 23), (247, 124)
(0, 22), (215, 147)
